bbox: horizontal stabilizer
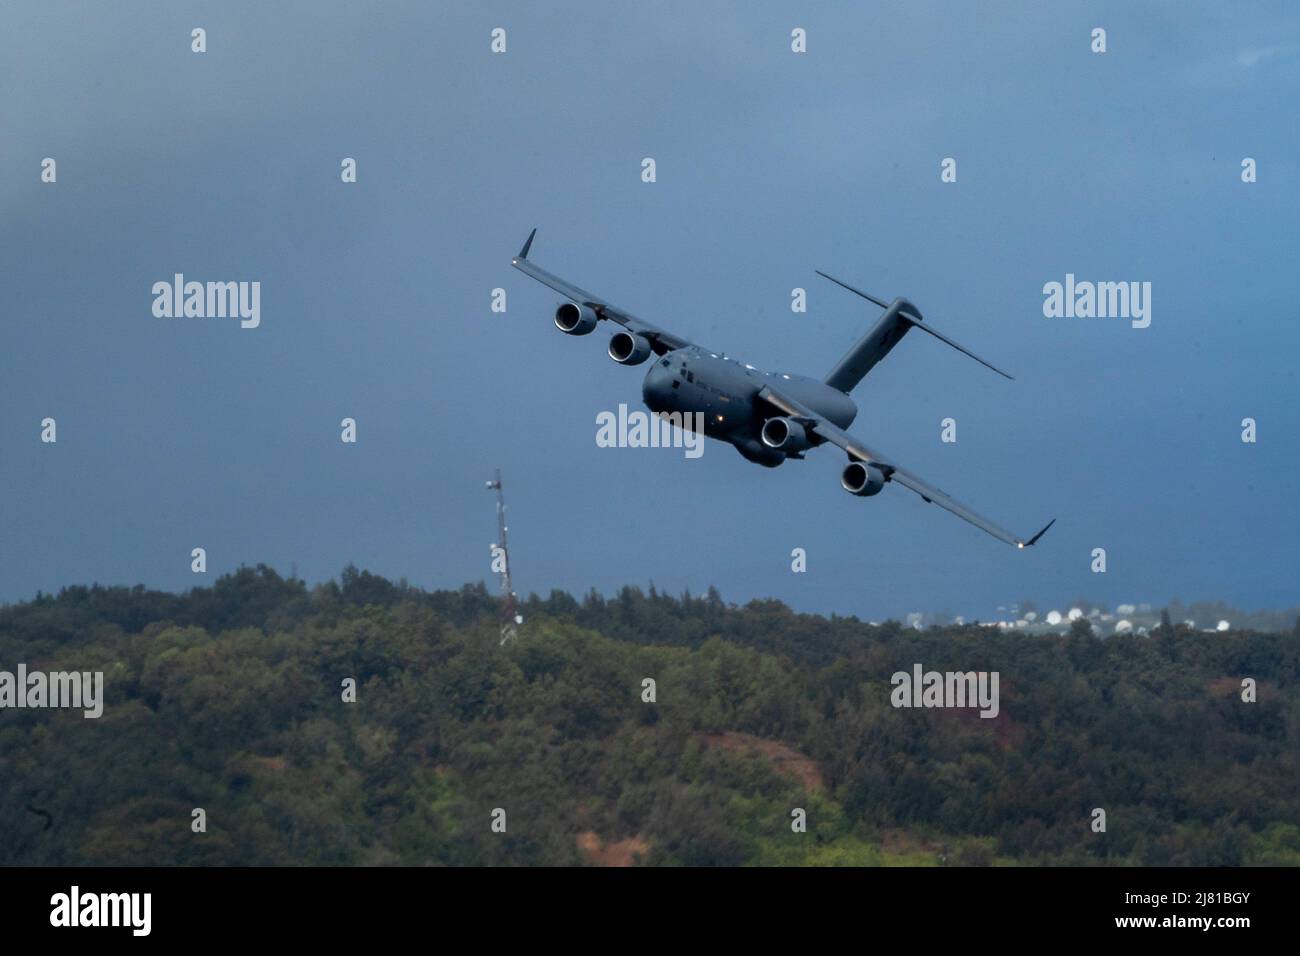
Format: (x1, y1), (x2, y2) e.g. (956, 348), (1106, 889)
(898, 314), (1014, 381)
(814, 270), (890, 310)
(818, 270), (1015, 390)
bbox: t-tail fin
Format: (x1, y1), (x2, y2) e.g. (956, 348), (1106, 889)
(818, 271), (1013, 393)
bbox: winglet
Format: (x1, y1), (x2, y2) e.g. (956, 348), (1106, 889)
(516, 228), (537, 262)
(1018, 517), (1056, 549)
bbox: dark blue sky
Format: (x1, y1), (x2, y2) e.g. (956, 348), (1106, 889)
(2, 2), (1297, 620)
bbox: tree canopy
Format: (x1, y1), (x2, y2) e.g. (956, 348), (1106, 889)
(2, 566), (1297, 866)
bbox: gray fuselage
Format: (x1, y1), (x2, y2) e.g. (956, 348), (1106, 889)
(641, 346), (857, 466)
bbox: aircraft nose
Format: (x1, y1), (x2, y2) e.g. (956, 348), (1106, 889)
(642, 360), (672, 410)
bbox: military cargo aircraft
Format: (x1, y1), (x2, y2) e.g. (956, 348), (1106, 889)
(511, 230), (1053, 548)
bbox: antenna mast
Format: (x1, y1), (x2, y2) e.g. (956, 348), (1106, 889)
(486, 468), (521, 645)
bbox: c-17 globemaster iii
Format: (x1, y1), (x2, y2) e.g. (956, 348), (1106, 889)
(511, 230), (1054, 548)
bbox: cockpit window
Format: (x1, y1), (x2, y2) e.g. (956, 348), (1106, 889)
(660, 359), (670, 367)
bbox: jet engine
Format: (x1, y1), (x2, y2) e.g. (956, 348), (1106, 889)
(761, 417), (813, 454)
(555, 302), (598, 335)
(608, 330), (652, 365)
(841, 461), (886, 497)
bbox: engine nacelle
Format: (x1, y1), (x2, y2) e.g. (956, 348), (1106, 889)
(761, 417), (813, 454)
(555, 302), (598, 335)
(734, 438), (785, 468)
(841, 461), (886, 497)
(608, 330), (652, 365)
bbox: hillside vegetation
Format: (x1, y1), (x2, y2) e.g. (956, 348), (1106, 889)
(2, 565), (1298, 866)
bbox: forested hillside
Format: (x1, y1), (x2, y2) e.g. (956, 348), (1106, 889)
(2, 565), (1298, 866)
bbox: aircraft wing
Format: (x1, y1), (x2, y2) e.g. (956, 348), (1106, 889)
(758, 385), (1054, 548)
(511, 229), (699, 355)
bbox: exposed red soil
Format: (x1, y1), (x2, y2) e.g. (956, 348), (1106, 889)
(700, 731), (825, 791)
(576, 831), (650, 866)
